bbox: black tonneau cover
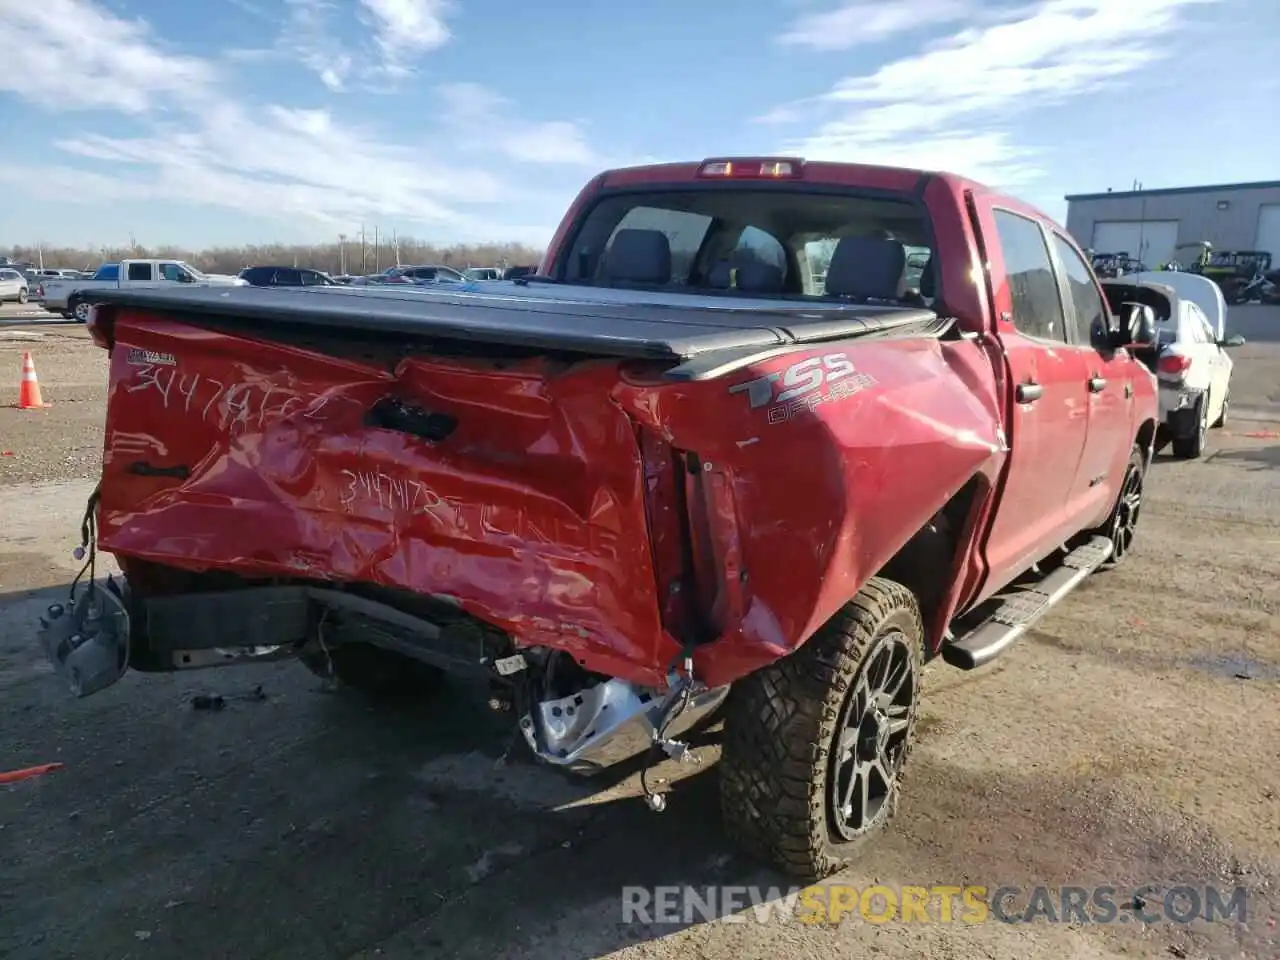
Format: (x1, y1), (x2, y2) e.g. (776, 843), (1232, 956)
(85, 282), (943, 365)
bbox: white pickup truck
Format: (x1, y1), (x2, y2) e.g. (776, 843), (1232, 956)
(38, 259), (247, 320)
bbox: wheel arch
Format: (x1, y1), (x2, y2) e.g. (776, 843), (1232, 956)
(872, 473), (989, 659)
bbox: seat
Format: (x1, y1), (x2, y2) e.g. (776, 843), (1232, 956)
(602, 229), (672, 285)
(824, 236), (907, 300)
(704, 247), (786, 294)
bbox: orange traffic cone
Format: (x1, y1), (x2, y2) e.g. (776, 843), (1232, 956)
(18, 351), (48, 409)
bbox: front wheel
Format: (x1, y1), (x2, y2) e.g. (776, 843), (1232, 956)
(1092, 444), (1145, 567)
(1212, 391), (1228, 429)
(719, 577), (924, 881)
(71, 298), (92, 323)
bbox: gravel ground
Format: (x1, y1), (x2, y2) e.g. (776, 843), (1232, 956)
(1, 308), (1277, 960)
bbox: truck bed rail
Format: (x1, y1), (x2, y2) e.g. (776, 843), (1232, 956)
(84, 283), (950, 368)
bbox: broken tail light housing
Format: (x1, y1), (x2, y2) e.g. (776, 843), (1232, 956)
(697, 158), (804, 179)
(85, 304), (115, 350)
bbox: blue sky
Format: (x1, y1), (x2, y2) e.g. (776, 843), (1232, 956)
(1, 0), (1277, 251)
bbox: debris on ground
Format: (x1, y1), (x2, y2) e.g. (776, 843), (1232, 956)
(0, 762), (65, 785)
(190, 686), (267, 711)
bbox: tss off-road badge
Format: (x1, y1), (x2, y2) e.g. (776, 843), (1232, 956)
(728, 352), (877, 425)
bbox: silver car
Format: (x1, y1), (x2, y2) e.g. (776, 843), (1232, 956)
(0, 268), (30, 304)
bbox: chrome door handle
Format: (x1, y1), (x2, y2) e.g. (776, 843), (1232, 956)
(1016, 382), (1043, 403)
(1088, 376), (1107, 392)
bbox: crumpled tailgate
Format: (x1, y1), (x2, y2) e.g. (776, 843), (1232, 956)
(98, 311), (675, 684)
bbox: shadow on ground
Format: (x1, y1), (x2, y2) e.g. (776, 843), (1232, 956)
(1, 583), (1274, 960)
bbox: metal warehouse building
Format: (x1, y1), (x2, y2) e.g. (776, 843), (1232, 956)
(1064, 180), (1280, 268)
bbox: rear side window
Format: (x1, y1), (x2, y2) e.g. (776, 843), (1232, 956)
(127, 262), (152, 281)
(301, 270), (327, 285)
(241, 267), (275, 285)
(993, 210), (1065, 342)
(1051, 233), (1110, 346)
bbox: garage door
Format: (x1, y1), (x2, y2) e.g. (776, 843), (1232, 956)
(1254, 205), (1280, 258)
(1091, 220), (1180, 268)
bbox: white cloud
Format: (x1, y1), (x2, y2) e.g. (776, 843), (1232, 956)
(359, 0), (452, 74)
(258, 0), (452, 91)
(0, 0), (217, 113)
(0, 0), (595, 244)
(435, 82), (599, 166)
(779, 0), (975, 50)
(772, 0), (1218, 187)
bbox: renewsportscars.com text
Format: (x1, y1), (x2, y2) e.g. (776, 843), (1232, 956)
(621, 884), (1250, 926)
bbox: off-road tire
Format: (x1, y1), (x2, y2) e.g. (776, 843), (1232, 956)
(299, 642), (444, 698)
(1092, 444), (1145, 568)
(718, 577), (924, 882)
(1171, 395), (1208, 459)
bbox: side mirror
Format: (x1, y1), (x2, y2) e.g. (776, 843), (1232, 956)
(1217, 334), (1246, 347)
(1112, 303), (1156, 349)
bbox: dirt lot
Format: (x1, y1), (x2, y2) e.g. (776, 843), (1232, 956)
(1, 310), (1278, 960)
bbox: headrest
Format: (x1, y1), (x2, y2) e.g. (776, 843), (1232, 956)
(919, 255), (935, 298)
(705, 248), (786, 294)
(825, 236), (907, 300)
(603, 229), (671, 284)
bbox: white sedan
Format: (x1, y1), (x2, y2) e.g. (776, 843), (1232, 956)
(0, 267), (30, 303)
(1100, 271), (1245, 459)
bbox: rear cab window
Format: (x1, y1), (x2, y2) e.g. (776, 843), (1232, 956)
(555, 187), (938, 306)
(991, 210), (1066, 343)
(126, 262), (153, 281)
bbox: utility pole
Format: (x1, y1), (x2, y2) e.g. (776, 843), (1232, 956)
(374, 226), (380, 272)
(360, 224), (367, 274)
(338, 234), (346, 275)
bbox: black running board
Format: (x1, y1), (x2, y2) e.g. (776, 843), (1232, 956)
(942, 536), (1113, 670)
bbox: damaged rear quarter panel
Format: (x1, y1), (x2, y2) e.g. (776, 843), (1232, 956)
(98, 312), (679, 686)
(613, 333), (1006, 686)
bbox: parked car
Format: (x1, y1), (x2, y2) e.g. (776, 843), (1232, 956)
(239, 266), (337, 288)
(0, 267), (30, 303)
(502, 264), (536, 280)
(463, 267), (502, 281)
(39, 259), (247, 320)
(380, 264), (468, 284)
(1101, 271), (1245, 459)
(40, 155), (1159, 883)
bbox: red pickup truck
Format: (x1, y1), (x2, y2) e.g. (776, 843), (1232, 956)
(41, 156), (1159, 881)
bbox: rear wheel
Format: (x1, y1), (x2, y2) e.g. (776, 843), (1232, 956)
(300, 642), (444, 698)
(71, 298), (91, 323)
(1171, 395), (1209, 459)
(17, 288), (28, 304)
(719, 577), (924, 882)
